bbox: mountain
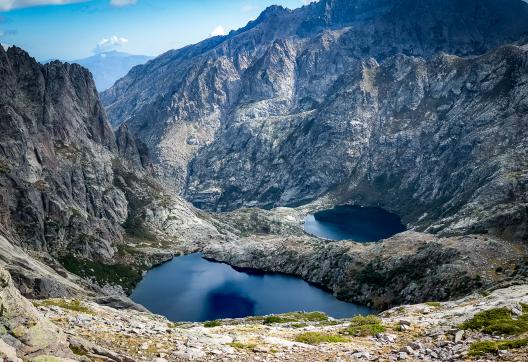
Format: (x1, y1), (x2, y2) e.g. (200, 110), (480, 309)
(0, 45), (189, 296)
(3, 44), (521, 310)
(101, 0), (528, 240)
(2, 2), (528, 358)
(72, 51), (153, 91)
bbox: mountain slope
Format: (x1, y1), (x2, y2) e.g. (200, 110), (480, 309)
(101, 0), (528, 240)
(73, 51), (153, 91)
(0, 47), (207, 297)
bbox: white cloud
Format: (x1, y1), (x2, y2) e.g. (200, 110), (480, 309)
(109, 0), (136, 7)
(0, 0), (137, 10)
(1, 43), (9, 50)
(0, 29), (16, 36)
(0, 0), (87, 11)
(241, 4), (256, 13)
(94, 35), (128, 53)
(210, 25), (226, 37)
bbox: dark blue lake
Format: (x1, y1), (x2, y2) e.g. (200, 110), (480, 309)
(304, 205), (406, 242)
(130, 253), (372, 322)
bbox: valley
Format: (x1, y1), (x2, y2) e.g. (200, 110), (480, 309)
(0, 0), (528, 361)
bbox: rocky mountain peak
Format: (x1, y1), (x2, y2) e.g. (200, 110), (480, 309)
(258, 4), (290, 19)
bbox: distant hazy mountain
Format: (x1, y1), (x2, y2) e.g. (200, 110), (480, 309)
(73, 51), (153, 91)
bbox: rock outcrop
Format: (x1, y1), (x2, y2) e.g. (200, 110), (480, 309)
(201, 228), (528, 309)
(0, 266), (74, 361)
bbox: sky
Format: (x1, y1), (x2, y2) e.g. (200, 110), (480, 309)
(0, 0), (311, 61)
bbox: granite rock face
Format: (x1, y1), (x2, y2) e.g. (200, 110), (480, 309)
(102, 0), (528, 241)
(0, 46), (180, 287)
(0, 45), (229, 298)
(0, 46), (127, 262)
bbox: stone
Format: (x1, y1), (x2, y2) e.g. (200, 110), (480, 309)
(253, 345), (269, 353)
(400, 346), (415, 355)
(352, 351), (371, 359)
(0, 340), (22, 362)
(174, 348), (206, 360)
(454, 330), (464, 343)
(409, 342), (422, 351)
(511, 306), (523, 316)
(398, 352), (408, 360)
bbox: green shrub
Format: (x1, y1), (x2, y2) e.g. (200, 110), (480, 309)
(264, 315), (288, 324)
(459, 308), (528, 335)
(291, 323), (308, 328)
(263, 311), (328, 325)
(228, 342), (256, 350)
(425, 301), (441, 308)
(38, 299), (93, 314)
(295, 332), (349, 345)
(345, 315), (385, 336)
(468, 339), (528, 356)
(203, 320), (222, 328)
(0, 159), (9, 174)
(521, 303), (528, 313)
(69, 345), (88, 356)
(59, 255), (142, 293)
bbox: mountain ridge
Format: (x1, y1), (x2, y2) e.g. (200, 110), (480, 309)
(101, 0), (528, 241)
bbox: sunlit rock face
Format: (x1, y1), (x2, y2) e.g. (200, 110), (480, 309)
(102, 0), (528, 240)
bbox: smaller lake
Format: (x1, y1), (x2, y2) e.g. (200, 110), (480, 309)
(304, 205), (406, 242)
(130, 253), (372, 322)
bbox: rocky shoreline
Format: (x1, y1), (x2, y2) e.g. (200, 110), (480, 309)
(3, 261), (528, 361)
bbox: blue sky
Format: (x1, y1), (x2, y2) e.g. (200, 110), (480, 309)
(0, 0), (310, 61)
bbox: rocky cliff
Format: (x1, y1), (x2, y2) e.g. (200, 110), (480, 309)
(101, 0), (528, 241)
(0, 45), (130, 260)
(0, 46), (208, 297)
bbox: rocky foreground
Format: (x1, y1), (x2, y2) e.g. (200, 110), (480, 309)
(2, 263), (528, 362)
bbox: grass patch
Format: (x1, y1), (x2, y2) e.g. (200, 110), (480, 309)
(521, 303), (528, 313)
(318, 320), (342, 326)
(33, 180), (49, 192)
(203, 320), (222, 328)
(59, 255), (142, 293)
(344, 315), (385, 336)
(228, 342), (257, 350)
(263, 311), (328, 325)
(295, 332), (349, 345)
(38, 299), (93, 314)
(69, 345), (88, 356)
(468, 339), (528, 356)
(425, 301), (442, 308)
(291, 323), (308, 328)
(0, 159), (9, 174)
(246, 316), (265, 323)
(459, 308), (528, 335)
